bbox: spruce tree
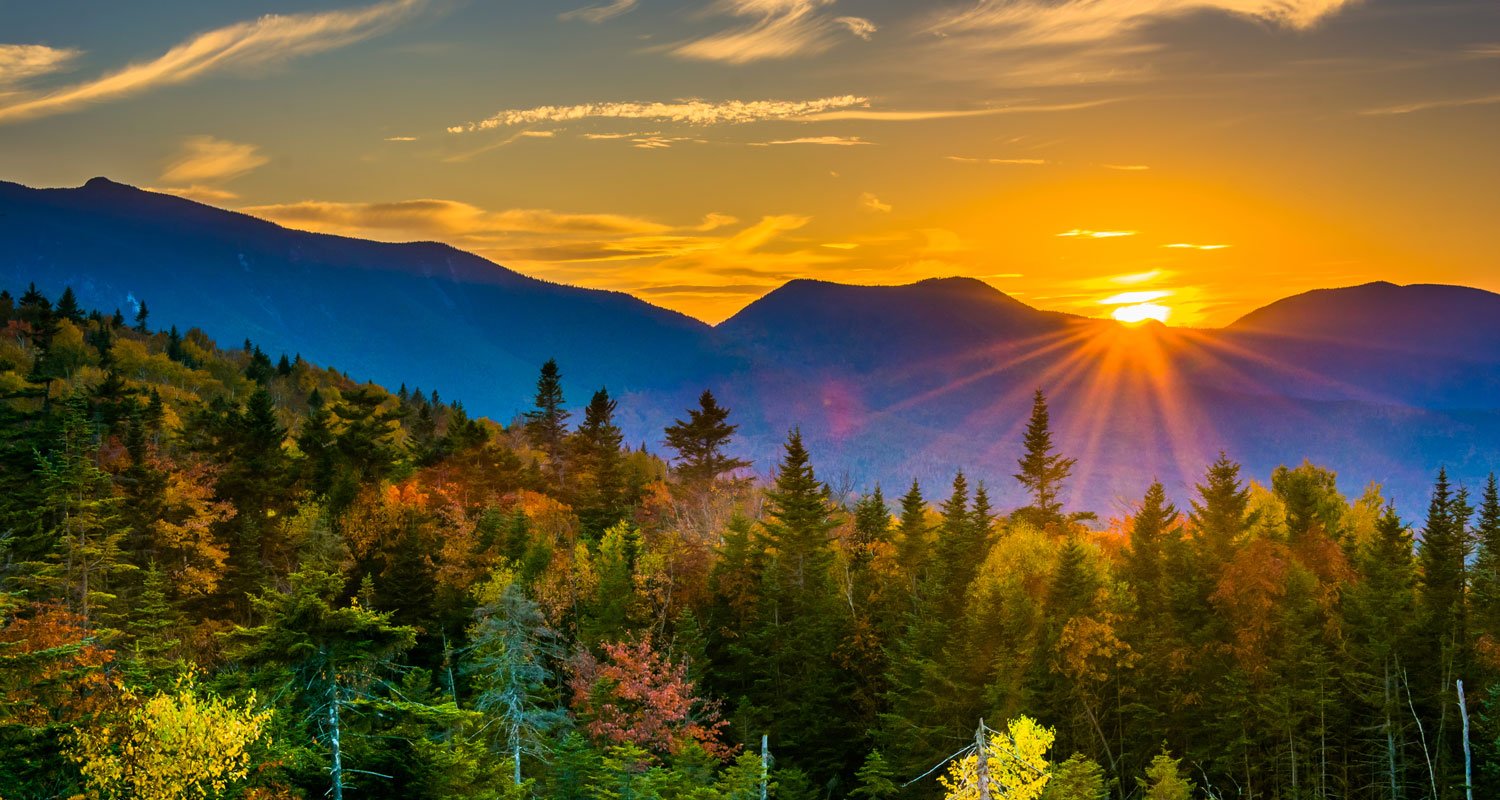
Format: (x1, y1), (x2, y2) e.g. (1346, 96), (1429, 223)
(747, 429), (857, 784)
(573, 388), (626, 532)
(663, 390), (749, 494)
(133, 301), (149, 333)
(1125, 480), (1178, 613)
(1190, 452), (1252, 569)
(1014, 389), (1076, 528)
(894, 479), (929, 595)
(53, 287), (82, 324)
(1472, 474), (1500, 646)
(523, 359), (569, 485)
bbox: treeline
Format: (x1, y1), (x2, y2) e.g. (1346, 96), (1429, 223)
(0, 282), (1497, 799)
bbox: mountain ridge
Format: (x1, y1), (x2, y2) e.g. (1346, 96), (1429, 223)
(2, 176), (1497, 513)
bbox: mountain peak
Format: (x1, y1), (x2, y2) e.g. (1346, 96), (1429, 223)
(1230, 280), (1500, 358)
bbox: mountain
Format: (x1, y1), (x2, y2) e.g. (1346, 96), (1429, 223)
(2, 177), (1496, 514)
(0, 178), (715, 417)
(1230, 280), (1500, 358)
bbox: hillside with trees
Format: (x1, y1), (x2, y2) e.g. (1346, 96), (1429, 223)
(1, 282), (1497, 799)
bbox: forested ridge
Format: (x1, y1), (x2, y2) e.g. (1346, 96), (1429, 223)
(0, 282), (1496, 800)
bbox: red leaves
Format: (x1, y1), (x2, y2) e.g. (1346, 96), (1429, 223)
(569, 634), (730, 759)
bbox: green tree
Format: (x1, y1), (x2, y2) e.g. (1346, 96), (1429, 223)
(229, 568), (416, 800)
(1138, 750), (1193, 800)
(664, 390), (749, 495)
(851, 749), (899, 800)
(574, 387), (627, 532)
(1014, 389), (1076, 528)
(466, 573), (565, 786)
(1043, 753), (1107, 800)
(32, 397), (132, 629)
(524, 359), (570, 484)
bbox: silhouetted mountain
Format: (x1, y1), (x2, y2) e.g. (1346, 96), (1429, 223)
(1230, 280), (1500, 357)
(2, 177), (1496, 514)
(0, 178), (714, 416)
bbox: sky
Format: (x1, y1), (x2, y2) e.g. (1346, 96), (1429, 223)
(1, 0), (1497, 326)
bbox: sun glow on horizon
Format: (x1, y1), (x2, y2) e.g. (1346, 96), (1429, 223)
(1112, 302), (1172, 324)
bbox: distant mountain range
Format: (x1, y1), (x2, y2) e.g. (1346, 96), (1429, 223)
(4, 177), (1498, 516)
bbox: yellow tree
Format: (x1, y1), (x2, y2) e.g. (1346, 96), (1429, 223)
(939, 716), (1055, 800)
(68, 676), (269, 800)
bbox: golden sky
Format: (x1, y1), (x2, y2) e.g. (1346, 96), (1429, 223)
(2, 0), (1497, 325)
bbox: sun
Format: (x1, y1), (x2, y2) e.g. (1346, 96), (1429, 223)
(1112, 302), (1172, 325)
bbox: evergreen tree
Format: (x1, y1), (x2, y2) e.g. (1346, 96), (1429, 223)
(53, 287), (82, 324)
(466, 576), (565, 786)
(894, 479), (929, 596)
(850, 749), (898, 800)
(573, 387), (627, 532)
(1125, 480), (1178, 614)
(1473, 474), (1500, 648)
(133, 301), (149, 333)
(524, 359), (570, 484)
(1044, 753), (1108, 800)
(747, 429), (858, 785)
(229, 568), (417, 800)
(1190, 452), (1252, 569)
(31, 397), (133, 630)
(1014, 389), (1076, 528)
(663, 390), (750, 495)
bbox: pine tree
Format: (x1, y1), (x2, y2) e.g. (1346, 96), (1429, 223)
(229, 568), (416, 800)
(573, 388), (626, 532)
(53, 288), (82, 324)
(524, 359), (570, 484)
(1190, 452), (1252, 569)
(1472, 475), (1500, 647)
(133, 301), (149, 333)
(298, 388), (338, 496)
(31, 397), (133, 630)
(466, 576), (565, 786)
(1125, 480), (1178, 614)
(850, 749), (899, 800)
(1419, 468), (1467, 655)
(895, 479), (929, 595)
(663, 390), (749, 494)
(747, 429), (858, 783)
(1014, 389), (1076, 528)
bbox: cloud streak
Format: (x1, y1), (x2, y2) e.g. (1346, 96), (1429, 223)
(668, 0), (876, 64)
(1360, 93), (1500, 116)
(751, 135), (871, 146)
(559, 0), (639, 24)
(448, 95), (869, 132)
(0, 44), (82, 86)
(933, 0), (1357, 49)
(161, 135), (268, 183)
(0, 0), (423, 125)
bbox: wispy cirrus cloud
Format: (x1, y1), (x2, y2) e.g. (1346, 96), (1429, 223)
(668, 0), (876, 64)
(859, 192), (892, 213)
(559, 0), (639, 24)
(1359, 92), (1500, 116)
(448, 95), (869, 132)
(0, 0), (424, 125)
(927, 0), (1358, 86)
(161, 135), (268, 183)
(240, 196), (839, 322)
(948, 155), (1050, 166)
(0, 44), (82, 86)
(750, 135), (871, 146)
(1058, 228), (1135, 238)
(797, 98), (1118, 121)
(243, 198), (673, 238)
(933, 0), (1357, 48)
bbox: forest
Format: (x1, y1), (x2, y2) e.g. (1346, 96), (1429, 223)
(0, 281), (1496, 800)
